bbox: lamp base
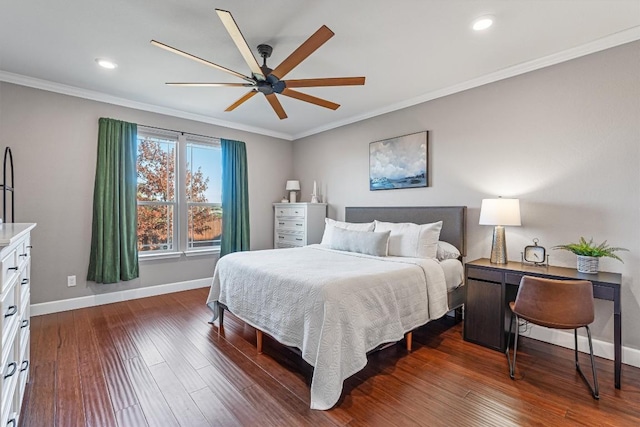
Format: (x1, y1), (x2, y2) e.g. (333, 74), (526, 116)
(490, 225), (508, 264)
(289, 191), (297, 203)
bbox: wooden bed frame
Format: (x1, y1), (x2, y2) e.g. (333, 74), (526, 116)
(218, 206), (467, 354)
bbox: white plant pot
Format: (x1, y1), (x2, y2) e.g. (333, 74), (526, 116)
(577, 255), (599, 274)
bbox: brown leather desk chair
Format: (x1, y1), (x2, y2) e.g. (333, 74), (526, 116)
(506, 276), (599, 399)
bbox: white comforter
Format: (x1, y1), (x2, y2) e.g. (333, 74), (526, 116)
(206, 245), (449, 410)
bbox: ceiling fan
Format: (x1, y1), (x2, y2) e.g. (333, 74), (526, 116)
(150, 9), (365, 119)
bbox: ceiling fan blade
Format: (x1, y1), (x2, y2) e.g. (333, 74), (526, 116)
(225, 90), (258, 112)
(271, 25), (334, 80)
(215, 9), (266, 81)
(265, 94), (288, 119)
(166, 82), (255, 87)
(281, 88), (339, 110)
(151, 40), (254, 84)
(285, 77), (365, 88)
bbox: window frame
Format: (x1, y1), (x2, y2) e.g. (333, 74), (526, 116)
(184, 137), (222, 253)
(136, 127), (221, 260)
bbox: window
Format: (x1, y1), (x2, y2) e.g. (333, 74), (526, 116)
(186, 140), (222, 250)
(136, 128), (222, 255)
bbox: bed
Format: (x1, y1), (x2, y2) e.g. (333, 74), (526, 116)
(207, 206), (467, 410)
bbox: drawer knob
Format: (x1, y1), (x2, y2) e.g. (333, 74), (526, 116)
(7, 418), (16, 427)
(279, 222), (285, 225)
(296, 238), (303, 241)
(296, 223), (303, 226)
(27, 245), (33, 249)
(21, 319), (29, 328)
(20, 360), (29, 372)
(7, 266), (18, 272)
(19, 253), (28, 258)
(278, 236), (284, 239)
(21, 278), (29, 286)
(4, 362), (17, 379)
(4, 305), (17, 318)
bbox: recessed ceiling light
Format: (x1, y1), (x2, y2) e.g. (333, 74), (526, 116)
(472, 16), (494, 31)
(96, 58), (117, 69)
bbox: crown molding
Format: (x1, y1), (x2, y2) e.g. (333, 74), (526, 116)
(2, 26), (638, 142)
(292, 26), (640, 140)
(0, 71), (293, 141)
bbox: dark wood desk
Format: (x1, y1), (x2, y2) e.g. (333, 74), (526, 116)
(464, 258), (622, 389)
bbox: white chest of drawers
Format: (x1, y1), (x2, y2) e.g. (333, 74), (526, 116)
(0, 223), (35, 427)
(273, 203), (327, 248)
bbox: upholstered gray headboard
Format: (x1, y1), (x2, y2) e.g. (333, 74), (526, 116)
(345, 206), (467, 256)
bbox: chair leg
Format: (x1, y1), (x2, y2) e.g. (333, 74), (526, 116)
(506, 312), (519, 379)
(575, 327), (600, 399)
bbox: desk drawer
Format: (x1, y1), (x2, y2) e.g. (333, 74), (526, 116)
(505, 273), (524, 285)
(467, 267), (502, 283)
(592, 283), (615, 301)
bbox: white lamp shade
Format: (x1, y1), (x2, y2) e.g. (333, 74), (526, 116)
(479, 198), (521, 226)
(285, 180), (300, 191)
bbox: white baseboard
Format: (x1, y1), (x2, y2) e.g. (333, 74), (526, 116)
(525, 324), (640, 369)
(30, 278), (211, 317)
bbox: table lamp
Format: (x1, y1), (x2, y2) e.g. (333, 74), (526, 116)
(479, 198), (521, 264)
(286, 180), (300, 203)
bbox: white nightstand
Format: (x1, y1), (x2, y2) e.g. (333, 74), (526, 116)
(273, 203), (327, 248)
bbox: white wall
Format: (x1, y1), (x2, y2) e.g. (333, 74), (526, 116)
(0, 83), (293, 304)
(292, 41), (640, 350)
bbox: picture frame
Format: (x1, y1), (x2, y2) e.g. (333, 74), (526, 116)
(369, 131), (428, 191)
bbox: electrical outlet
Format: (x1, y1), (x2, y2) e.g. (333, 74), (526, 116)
(67, 275), (76, 287)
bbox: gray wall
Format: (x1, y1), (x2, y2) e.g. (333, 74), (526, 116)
(292, 41), (640, 349)
(0, 83), (293, 304)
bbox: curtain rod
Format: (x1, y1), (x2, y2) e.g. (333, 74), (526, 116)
(137, 124), (217, 140)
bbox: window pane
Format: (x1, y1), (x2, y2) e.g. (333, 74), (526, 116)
(137, 204), (174, 252)
(137, 136), (176, 202)
(188, 205), (222, 249)
(186, 143), (221, 203)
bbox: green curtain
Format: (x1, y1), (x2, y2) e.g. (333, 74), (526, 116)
(87, 118), (139, 283)
(220, 139), (250, 256)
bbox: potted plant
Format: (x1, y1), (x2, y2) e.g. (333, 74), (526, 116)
(553, 237), (628, 274)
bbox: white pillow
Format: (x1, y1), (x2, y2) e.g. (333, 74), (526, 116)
(330, 227), (390, 257)
(437, 241), (461, 260)
(373, 220), (443, 259)
(320, 218), (375, 245)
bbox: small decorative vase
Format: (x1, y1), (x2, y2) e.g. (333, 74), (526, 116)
(577, 255), (599, 274)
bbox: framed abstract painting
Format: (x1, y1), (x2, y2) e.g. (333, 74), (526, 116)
(369, 131), (428, 190)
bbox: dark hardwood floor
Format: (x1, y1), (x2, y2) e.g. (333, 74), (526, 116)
(21, 287), (640, 426)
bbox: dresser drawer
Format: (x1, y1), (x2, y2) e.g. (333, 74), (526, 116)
(18, 294), (29, 351)
(466, 266), (503, 283)
(275, 207), (305, 218)
(275, 242), (300, 249)
(0, 250), (18, 295)
(275, 218), (305, 231)
(275, 232), (305, 246)
(0, 337), (19, 427)
(16, 236), (30, 270)
(0, 281), (18, 357)
(274, 207), (291, 217)
(18, 266), (29, 311)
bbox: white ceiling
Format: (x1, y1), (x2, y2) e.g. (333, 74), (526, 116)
(1, 0), (639, 140)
